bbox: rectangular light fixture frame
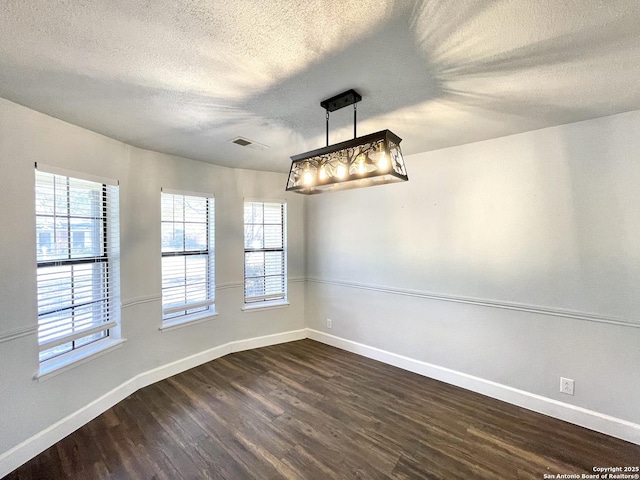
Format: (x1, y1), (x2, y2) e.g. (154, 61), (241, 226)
(285, 129), (408, 195)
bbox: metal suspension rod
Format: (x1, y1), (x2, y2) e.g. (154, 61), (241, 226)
(354, 103), (357, 139)
(326, 110), (329, 147)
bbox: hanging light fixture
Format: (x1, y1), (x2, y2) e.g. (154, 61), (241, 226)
(286, 89), (408, 194)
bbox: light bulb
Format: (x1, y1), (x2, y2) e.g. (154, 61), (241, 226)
(337, 164), (347, 179)
(358, 160), (365, 175)
(319, 166), (327, 181)
(303, 170), (314, 185)
(378, 152), (388, 171)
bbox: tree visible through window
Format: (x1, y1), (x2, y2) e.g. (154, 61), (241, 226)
(244, 201), (286, 304)
(161, 191), (215, 323)
(35, 167), (119, 362)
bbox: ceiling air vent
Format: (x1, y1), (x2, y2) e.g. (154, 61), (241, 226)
(229, 137), (269, 151)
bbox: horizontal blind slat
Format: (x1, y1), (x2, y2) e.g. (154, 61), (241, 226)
(160, 192), (214, 321)
(39, 322), (116, 351)
(245, 293), (286, 302)
(163, 299), (215, 315)
(36, 170), (119, 362)
(243, 201), (286, 303)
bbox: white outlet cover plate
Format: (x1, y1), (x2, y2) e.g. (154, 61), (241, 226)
(560, 377), (575, 395)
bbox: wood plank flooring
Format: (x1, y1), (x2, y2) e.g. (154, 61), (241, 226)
(4, 339), (639, 479)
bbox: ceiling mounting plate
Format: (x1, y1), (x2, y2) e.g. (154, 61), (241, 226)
(320, 89), (362, 112)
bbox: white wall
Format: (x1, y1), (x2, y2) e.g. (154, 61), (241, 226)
(2, 95), (639, 472)
(0, 98), (305, 461)
(306, 110), (640, 426)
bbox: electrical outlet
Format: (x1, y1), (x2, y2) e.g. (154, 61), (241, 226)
(326, 318), (332, 329)
(560, 377), (575, 395)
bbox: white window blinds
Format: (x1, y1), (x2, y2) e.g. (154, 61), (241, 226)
(35, 165), (120, 362)
(161, 191), (215, 321)
(244, 201), (286, 303)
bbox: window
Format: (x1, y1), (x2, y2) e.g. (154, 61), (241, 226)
(35, 165), (120, 363)
(161, 190), (215, 325)
(244, 200), (287, 304)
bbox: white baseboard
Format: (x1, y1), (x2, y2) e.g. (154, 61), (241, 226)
(3, 327), (636, 478)
(230, 329), (307, 353)
(0, 328), (307, 478)
(306, 329), (640, 446)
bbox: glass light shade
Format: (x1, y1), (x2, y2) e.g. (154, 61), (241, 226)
(286, 130), (408, 194)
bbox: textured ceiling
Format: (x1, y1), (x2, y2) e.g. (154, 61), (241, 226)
(1, 0), (639, 172)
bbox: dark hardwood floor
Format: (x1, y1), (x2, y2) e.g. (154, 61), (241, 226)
(4, 339), (639, 479)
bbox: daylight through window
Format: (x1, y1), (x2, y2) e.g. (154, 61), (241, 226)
(35, 166), (120, 362)
(161, 190), (215, 323)
(243, 201), (287, 304)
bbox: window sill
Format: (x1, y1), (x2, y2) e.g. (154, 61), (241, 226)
(160, 311), (218, 333)
(242, 300), (290, 313)
(36, 338), (127, 382)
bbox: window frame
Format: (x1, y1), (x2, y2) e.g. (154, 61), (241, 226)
(35, 163), (121, 374)
(160, 188), (216, 329)
(243, 199), (288, 309)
